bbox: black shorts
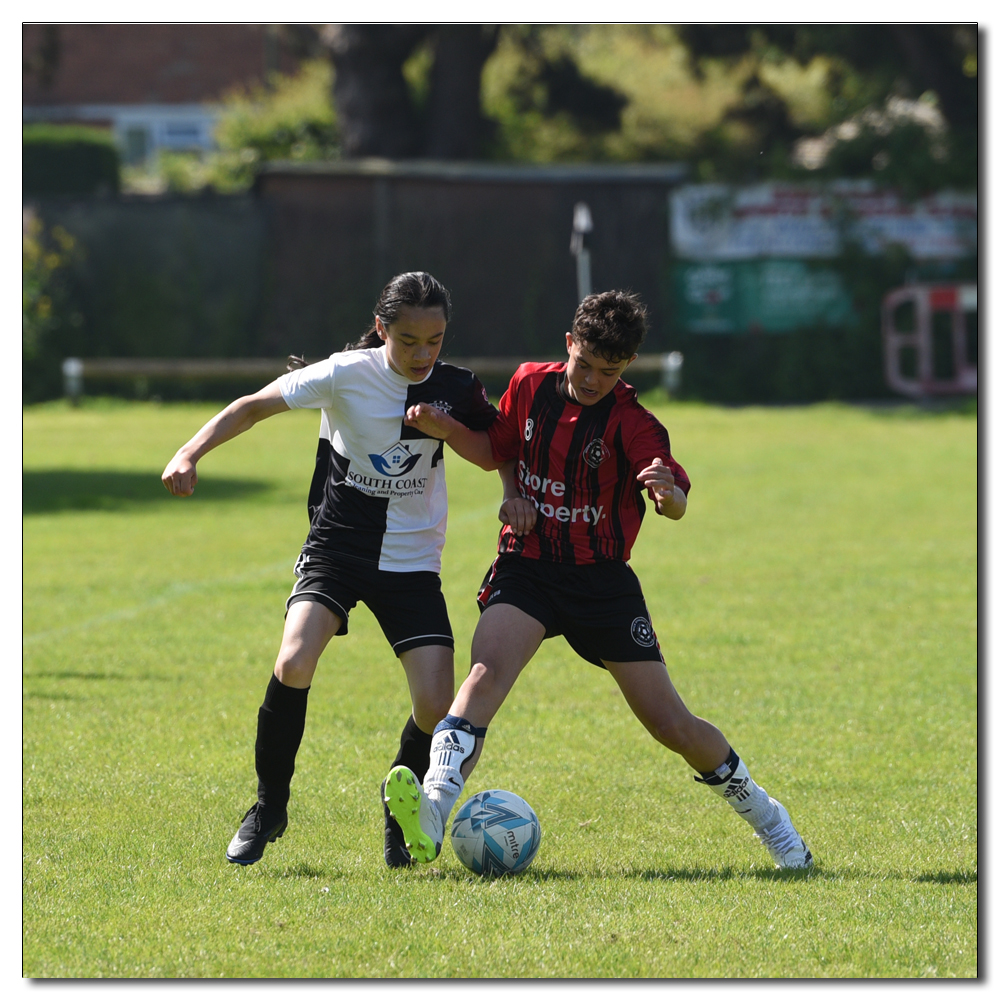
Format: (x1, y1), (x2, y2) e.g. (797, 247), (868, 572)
(476, 554), (663, 668)
(287, 552), (454, 657)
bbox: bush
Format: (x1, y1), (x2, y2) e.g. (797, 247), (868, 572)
(140, 59), (339, 194)
(23, 213), (85, 402)
(23, 124), (120, 197)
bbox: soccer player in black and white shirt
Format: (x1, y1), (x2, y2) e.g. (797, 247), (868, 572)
(383, 290), (813, 871)
(162, 273), (498, 867)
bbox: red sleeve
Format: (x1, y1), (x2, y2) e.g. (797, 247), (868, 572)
(487, 368), (524, 463)
(625, 406), (691, 497)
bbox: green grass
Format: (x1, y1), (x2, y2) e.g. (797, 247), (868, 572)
(23, 397), (977, 978)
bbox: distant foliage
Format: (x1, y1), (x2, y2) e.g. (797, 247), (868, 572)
(801, 112), (977, 198)
(119, 27), (976, 194)
(23, 124), (121, 197)
(212, 59), (338, 187)
(477, 24), (978, 191)
(23, 214), (84, 402)
(140, 60), (338, 194)
(482, 27), (631, 161)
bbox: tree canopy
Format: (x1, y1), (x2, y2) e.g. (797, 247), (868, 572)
(127, 24), (978, 195)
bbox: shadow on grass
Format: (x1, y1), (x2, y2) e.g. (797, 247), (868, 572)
(246, 862), (977, 884)
(369, 867), (584, 883)
(23, 469), (271, 515)
(22, 690), (81, 702)
(913, 870), (978, 885)
(713, 865), (976, 884)
(579, 865), (975, 884)
(629, 865), (810, 882)
(24, 670), (174, 683)
(271, 863), (344, 880)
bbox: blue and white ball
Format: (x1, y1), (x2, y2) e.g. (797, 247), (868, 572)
(450, 789), (541, 876)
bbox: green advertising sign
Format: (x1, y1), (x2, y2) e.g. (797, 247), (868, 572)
(674, 260), (856, 334)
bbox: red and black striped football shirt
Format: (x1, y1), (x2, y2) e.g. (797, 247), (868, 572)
(487, 362), (691, 565)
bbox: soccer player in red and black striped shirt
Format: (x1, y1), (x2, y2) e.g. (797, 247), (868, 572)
(384, 291), (813, 870)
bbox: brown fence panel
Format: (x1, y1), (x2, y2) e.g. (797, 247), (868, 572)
(254, 161), (687, 361)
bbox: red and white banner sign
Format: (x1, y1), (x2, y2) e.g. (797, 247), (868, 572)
(670, 181), (977, 261)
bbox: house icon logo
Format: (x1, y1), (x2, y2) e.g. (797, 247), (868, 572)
(369, 442), (422, 476)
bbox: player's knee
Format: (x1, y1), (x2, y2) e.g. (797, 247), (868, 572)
(465, 660), (500, 692)
(413, 692), (453, 731)
(460, 660), (510, 707)
(273, 647), (318, 687)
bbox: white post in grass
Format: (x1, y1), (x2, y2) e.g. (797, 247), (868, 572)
(661, 351), (683, 394)
(570, 202), (593, 303)
(62, 357), (84, 406)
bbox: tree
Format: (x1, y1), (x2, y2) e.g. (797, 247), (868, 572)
(320, 24), (629, 161)
(323, 25), (428, 157)
(675, 24), (978, 186)
(322, 24), (501, 159)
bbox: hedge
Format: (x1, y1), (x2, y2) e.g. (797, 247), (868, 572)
(23, 124), (121, 197)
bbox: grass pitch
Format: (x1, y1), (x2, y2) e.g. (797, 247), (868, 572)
(23, 396), (977, 978)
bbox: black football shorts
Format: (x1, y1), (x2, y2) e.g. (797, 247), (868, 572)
(287, 551), (454, 656)
(476, 554), (663, 668)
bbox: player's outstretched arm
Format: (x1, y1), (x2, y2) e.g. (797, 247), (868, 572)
(636, 457), (687, 520)
(162, 381), (290, 496)
(497, 460), (537, 536)
(403, 403), (500, 470)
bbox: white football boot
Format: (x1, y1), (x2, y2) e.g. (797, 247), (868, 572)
(754, 798), (813, 870)
(383, 765), (443, 863)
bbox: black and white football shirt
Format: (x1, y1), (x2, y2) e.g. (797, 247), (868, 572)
(278, 347), (497, 573)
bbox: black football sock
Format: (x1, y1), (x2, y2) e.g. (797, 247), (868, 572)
(254, 674), (310, 814)
(390, 715), (434, 783)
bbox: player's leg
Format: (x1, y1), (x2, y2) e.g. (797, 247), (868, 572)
(387, 644), (454, 798)
(602, 658), (729, 771)
(379, 643), (454, 867)
(384, 603), (546, 862)
(399, 643), (455, 734)
(227, 599), (342, 864)
(604, 658), (812, 869)
(366, 569), (457, 867)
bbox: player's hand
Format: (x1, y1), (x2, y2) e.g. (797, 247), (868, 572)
(499, 497), (537, 536)
(636, 457), (676, 509)
(404, 402), (457, 439)
(162, 454), (198, 496)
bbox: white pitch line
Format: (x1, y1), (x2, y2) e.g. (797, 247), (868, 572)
(22, 559), (295, 645)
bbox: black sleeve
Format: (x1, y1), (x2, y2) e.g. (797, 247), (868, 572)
(408, 362), (499, 434)
(458, 373), (499, 431)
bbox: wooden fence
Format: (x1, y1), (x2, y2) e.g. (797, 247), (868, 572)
(61, 354), (684, 402)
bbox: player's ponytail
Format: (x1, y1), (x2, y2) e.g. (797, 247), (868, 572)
(345, 272), (453, 351)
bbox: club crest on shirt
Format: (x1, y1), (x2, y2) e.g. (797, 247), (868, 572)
(583, 437), (610, 469)
(369, 442), (422, 476)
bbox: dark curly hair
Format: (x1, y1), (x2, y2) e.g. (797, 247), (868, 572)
(346, 271), (453, 350)
(571, 290), (648, 362)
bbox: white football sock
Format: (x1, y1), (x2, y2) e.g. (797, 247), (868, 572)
(698, 753), (778, 830)
(422, 716), (482, 826)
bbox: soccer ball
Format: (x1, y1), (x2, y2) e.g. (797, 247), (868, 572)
(450, 789), (541, 876)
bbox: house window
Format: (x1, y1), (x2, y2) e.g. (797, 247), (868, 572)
(160, 121), (205, 150)
(123, 126), (150, 165)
